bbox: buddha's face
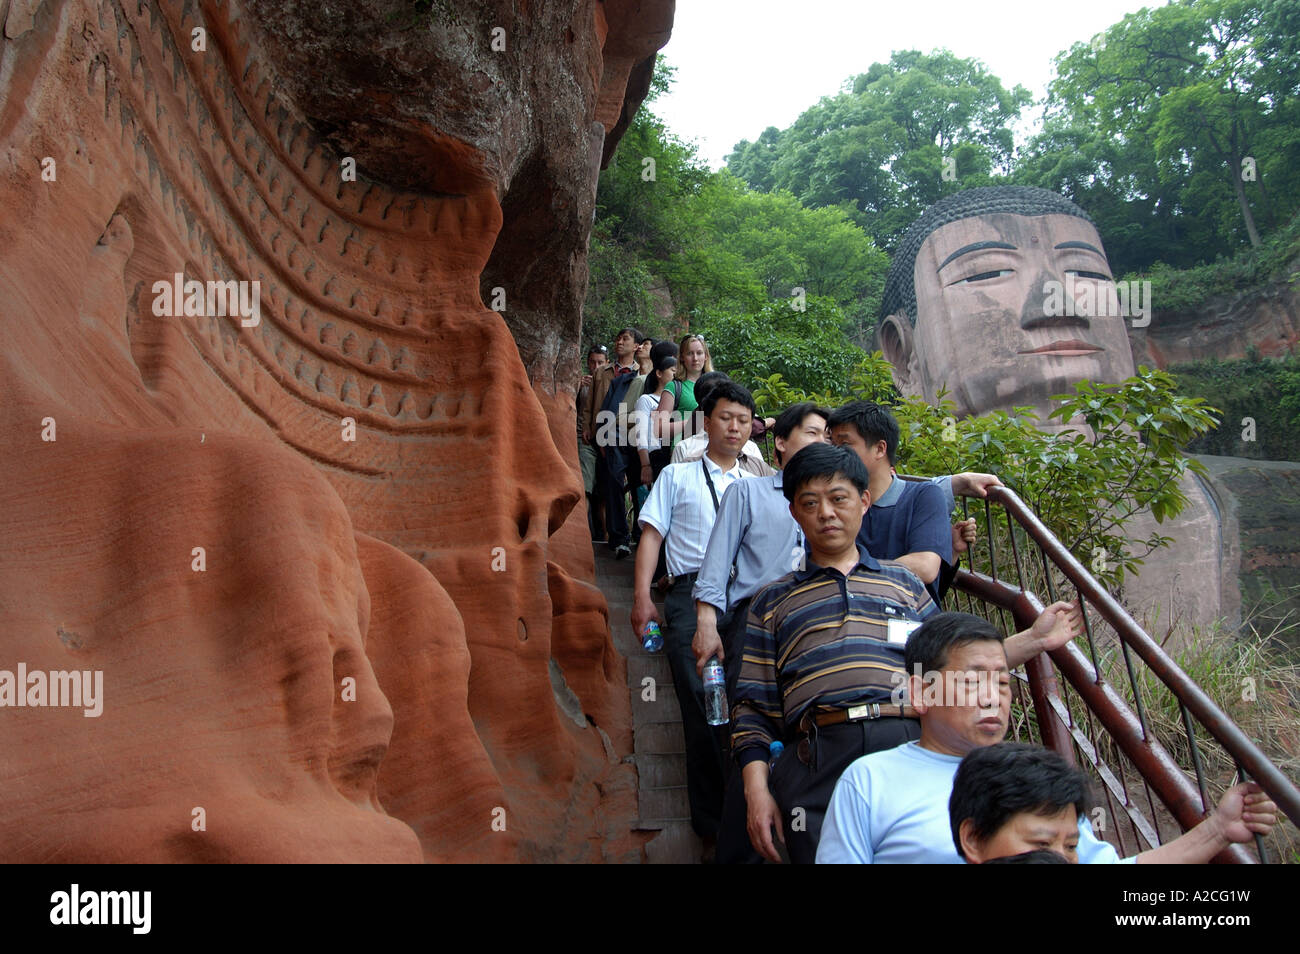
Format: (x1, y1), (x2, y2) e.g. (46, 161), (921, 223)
(887, 213), (1136, 422)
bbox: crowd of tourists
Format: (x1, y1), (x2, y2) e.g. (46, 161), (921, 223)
(576, 328), (1278, 865)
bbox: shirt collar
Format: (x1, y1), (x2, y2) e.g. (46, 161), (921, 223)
(793, 541), (881, 581)
(702, 453), (741, 479)
(872, 473), (903, 508)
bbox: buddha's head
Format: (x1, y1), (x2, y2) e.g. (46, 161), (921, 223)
(877, 187), (1137, 424)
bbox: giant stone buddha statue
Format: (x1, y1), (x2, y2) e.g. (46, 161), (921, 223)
(876, 186), (1229, 633)
(878, 186), (1137, 428)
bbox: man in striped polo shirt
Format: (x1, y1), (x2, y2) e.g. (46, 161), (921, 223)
(733, 443), (1081, 864)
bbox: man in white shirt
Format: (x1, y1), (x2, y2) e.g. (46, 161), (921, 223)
(669, 373), (773, 477)
(633, 381), (764, 849)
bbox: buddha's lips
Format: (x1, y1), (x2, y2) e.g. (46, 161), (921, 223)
(1019, 340), (1102, 355)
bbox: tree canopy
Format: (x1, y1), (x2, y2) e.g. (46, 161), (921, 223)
(728, 49), (1031, 253)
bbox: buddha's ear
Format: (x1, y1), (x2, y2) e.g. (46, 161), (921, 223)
(878, 312), (922, 397)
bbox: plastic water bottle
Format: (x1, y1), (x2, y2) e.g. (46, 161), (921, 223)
(769, 740), (784, 767)
(641, 621), (663, 652)
(703, 657), (727, 726)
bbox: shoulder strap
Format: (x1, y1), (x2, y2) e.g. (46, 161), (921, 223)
(701, 457), (720, 513)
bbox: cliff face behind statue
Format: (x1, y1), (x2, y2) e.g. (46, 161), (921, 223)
(0, 0), (673, 862)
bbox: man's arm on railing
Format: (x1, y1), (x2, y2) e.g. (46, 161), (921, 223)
(1004, 601), (1082, 669)
(1133, 783), (1278, 863)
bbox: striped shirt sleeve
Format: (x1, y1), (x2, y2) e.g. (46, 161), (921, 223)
(731, 583), (785, 767)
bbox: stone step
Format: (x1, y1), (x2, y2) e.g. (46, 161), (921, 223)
(643, 821), (703, 865)
(630, 682), (684, 727)
(591, 511), (697, 863)
(638, 785), (690, 822)
(634, 752), (687, 788)
(635, 720), (687, 755)
(627, 654), (672, 685)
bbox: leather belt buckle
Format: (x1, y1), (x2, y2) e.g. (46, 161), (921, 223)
(846, 703), (880, 722)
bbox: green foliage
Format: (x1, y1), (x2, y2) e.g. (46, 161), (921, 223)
(728, 49), (1030, 252)
(749, 351), (897, 417)
(584, 229), (665, 353)
(750, 355), (1218, 588)
(1120, 211), (1300, 313)
(1016, 0), (1300, 275)
(1171, 352), (1300, 460)
(584, 56), (888, 363)
(666, 173), (888, 344)
(692, 296), (864, 399)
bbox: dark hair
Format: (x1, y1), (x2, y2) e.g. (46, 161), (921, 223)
(616, 327), (647, 345)
(980, 849), (1071, 865)
(587, 345), (607, 358)
(781, 444), (868, 504)
(827, 401), (900, 466)
(772, 402), (831, 466)
(647, 345), (678, 395)
(701, 380), (756, 419)
(949, 742), (1092, 860)
(881, 186), (1096, 327)
(903, 611), (1004, 675)
(691, 370), (729, 409)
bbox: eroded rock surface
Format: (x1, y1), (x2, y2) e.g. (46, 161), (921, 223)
(0, 0), (672, 862)
(1128, 262), (1300, 368)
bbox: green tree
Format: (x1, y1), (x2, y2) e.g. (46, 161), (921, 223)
(585, 56), (888, 360)
(692, 296), (864, 398)
(728, 50), (1030, 251)
(668, 172), (888, 344)
(1018, 0), (1300, 273)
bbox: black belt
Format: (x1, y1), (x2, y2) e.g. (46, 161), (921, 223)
(667, 571), (698, 592)
(800, 703), (919, 732)
(796, 703), (920, 766)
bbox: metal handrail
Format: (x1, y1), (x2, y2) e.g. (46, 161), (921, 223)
(941, 483), (1300, 862)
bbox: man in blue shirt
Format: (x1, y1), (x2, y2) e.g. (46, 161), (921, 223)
(692, 403), (832, 691)
(816, 612), (1279, 863)
(829, 401), (952, 602)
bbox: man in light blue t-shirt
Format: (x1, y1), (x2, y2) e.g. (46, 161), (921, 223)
(817, 612), (1279, 864)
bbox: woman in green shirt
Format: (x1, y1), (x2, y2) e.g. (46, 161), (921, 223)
(654, 333), (713, 448)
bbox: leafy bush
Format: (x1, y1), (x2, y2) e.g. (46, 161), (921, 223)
(693, 296), (865, 399)
(1171, 353), (1300, 460)
(1121, 214), (1300, 315)
(751, 353), (1219, 587)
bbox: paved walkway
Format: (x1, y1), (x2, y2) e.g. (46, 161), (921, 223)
(593, 543), (703, 864)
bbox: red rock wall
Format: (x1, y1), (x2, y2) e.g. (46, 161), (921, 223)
(1127, 259), (1300, 368)
(0, 0), (672, 862)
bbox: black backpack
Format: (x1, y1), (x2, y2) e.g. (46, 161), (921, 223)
(599, 371), (638, 453)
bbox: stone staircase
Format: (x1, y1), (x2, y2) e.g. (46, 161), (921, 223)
(593, 543), (704, 864)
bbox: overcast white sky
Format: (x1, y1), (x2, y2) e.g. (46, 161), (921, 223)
(656, 0), (1164, 169)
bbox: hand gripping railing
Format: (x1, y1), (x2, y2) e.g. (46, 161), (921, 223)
(939, 484), (1300, 864)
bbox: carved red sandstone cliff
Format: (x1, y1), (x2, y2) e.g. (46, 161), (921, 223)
(0, 0), (673, 861)
(1127, 258), (1300, 368)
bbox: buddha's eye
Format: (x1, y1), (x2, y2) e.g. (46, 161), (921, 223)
(953, 269), (1013, 285)
(1065, 269), (1111, 281)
